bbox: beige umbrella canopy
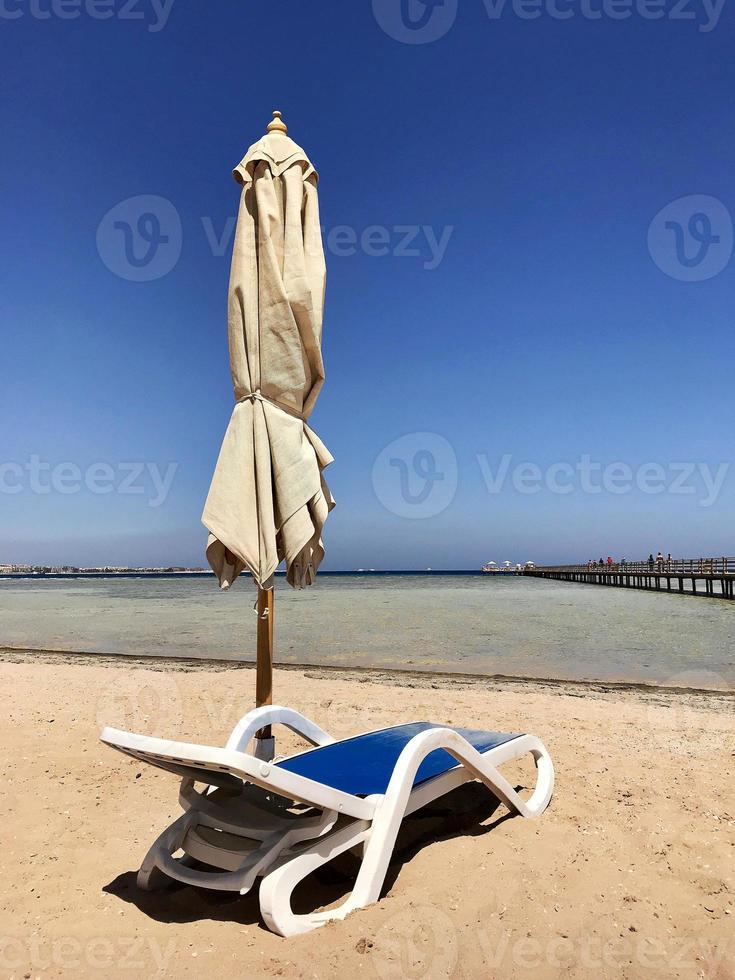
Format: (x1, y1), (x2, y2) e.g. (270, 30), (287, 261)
(202, 111), (334, 746)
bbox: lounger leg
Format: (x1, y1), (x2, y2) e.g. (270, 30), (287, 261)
(259, 733), (554, 937)
(259, 821), (371, 937)
(137, 863), (172, 892)
(137, 785), (341, 895)
(137, 811), (197, 891)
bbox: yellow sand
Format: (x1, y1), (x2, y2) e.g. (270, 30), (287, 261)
(1, 652), (733, 978)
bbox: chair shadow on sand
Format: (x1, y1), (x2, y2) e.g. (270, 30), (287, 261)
(103, 782), (519, 929)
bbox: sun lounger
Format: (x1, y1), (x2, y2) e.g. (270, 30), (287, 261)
(100, 705), (554, 936)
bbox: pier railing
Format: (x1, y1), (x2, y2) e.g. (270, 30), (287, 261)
(525, 556), (735, 599)
(532, 557), (735, 575)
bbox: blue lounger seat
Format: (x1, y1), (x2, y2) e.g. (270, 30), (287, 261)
(277, 722), (520, 796)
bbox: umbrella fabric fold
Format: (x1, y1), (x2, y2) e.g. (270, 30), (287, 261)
(203, 124), (334, 591)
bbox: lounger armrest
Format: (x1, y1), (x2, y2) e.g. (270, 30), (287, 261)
(225, 705), (336, 754)
(386, 728), (554, 821)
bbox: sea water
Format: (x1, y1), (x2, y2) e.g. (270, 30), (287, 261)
(1, 573), (733, 688)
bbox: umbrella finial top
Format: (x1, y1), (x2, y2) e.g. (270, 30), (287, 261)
(267, 110), (288, 136)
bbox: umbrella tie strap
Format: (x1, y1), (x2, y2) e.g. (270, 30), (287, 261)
(238, 390), (306, 422)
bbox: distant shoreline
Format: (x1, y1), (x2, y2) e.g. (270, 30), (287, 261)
(0, 569), (498, 581)
(0, 571), (215, 580)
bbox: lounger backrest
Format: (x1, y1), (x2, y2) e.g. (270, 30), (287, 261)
(106, 742), (243, 792)
(100, 727), (377, 820)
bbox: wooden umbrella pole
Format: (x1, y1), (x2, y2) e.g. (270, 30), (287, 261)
(255, 585), (274, 740)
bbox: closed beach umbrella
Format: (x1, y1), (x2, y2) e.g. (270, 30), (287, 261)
(202, 111), (334, 754)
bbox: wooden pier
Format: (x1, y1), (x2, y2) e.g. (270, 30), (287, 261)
(525, 557), (735, 600)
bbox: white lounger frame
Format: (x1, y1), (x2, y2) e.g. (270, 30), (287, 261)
(101, 706), (554, 937)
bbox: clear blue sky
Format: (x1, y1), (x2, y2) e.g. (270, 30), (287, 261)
(2, 1), (733, 569)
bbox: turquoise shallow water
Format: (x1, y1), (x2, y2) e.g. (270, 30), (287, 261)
(1, 574), (733, 688)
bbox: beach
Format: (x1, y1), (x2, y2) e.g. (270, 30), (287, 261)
(1, 650), (733, 979)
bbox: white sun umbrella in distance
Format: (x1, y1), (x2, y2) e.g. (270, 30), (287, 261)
(202, 111), (335, 759)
